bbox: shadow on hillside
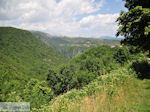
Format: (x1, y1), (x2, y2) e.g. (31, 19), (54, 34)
(131, 60), (150, 79)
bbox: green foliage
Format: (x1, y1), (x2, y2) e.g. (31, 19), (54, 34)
(1, 27), (149, 111)
(22, 79), (54, 108)
(123, 0), (149, 10)
(76, 71), (96, 88)
(47, 65), (78, 95)
(113, 46), (145, 65)
(1, 79), (54, 109)
(74, 46), (117, 74)
(113, 47), (130, 64)
(0, 27), (64, 107)
(34, 67), (150, 112)
(47, 45), (145, 95)
(0, 27), (64, 79)
(47, 46), (119, 95)
(131, 60), (150, 79)
(117, 0), (150, 54)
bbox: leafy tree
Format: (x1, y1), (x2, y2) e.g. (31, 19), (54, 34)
(131, 60), (150, 79)
(47, 69), (60, 94)
(113, 47), (130, 65)
(80, 58), (101, 73)
(116, 0), (150, 55)
(47, 66), (78, 95)
(76, 71), (96, 88)
(123, 0), (149, 10)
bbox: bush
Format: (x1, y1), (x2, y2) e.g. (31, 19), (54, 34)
(47, 66), (78, 95)
(131, 60), (150, 79)
(76, 71), (96, 88)
(113, 47), (130, 64)
(22, 79), (54, 108)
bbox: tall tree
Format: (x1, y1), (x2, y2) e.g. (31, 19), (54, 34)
(116, 0), (150, 55)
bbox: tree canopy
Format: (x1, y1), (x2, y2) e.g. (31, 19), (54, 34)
(117, 0), (150, 54)
(123, 0), (149, 10)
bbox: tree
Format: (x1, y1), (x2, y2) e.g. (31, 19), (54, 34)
(116, 0), (150, 55)
(47, 66), (78, 95)
(123, 0), (149, 10)
(113, 47), (130, 65)
(47, 69), (61, 95)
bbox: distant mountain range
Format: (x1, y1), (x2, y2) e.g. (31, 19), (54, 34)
(32, 31), (120, 58)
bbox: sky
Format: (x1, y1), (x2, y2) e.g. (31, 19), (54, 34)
(0, 0), (125, 38)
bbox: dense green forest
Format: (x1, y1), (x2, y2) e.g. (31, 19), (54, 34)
(0, 0), (150, 112)
(0, 27), (65, 108)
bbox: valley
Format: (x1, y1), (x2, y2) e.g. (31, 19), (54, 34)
(0, 26), (150, 111)
(32, 31), (120, 58)
(0, 0), (150, 110)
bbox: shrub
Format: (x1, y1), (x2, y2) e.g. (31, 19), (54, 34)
(47, 66), (78, 95)
(22, 79), (54, 108)
(131, 60), (150, 79)
(113, 47), (130, 64)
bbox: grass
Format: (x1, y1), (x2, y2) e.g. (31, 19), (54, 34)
(32, 67), (150, 112)
(135, 79), (150, 112)
(80, 79), (150, 112)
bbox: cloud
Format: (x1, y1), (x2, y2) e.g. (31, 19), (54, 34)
(0, 0), (119, 37)
(79, 13), (119, 37)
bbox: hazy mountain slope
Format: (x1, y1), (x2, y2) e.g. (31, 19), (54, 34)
(32, 31), (120, 58)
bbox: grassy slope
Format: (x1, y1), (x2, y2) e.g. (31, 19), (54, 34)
(33, 66), (150, 112)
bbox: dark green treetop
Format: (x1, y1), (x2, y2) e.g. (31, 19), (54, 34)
(117, 0), (150, 53)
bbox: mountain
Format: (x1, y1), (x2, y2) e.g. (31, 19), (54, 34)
(0, 27), (66, 107)
(32, 31), (120, 58)
(1, 27), (149, 110)
(0, 27), (66, 102)
(0, 27), (65, 80)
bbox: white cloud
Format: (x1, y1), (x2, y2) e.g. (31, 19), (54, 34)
(79, 13), (119, 37)
(56, 0), (102, 17)
(0, 0), (119, 37)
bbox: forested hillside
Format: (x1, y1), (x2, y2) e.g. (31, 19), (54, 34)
(34, 45), (150, 112)
(0, 27), (150, 111)
(0, 0), (150, 111)
(0, 27), (65, 107)
(0, 27), (65, 79)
